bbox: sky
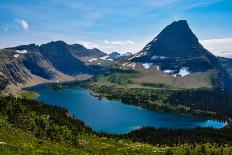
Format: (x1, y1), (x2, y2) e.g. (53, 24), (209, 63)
(0, 0), (232, 57)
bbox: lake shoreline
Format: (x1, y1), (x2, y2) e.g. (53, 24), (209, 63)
(25, 83), (227, 134)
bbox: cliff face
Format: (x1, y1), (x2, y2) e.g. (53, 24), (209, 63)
(39, 41), (89, 75)
(22, 52), (56, 79)
(0, 49), (72, 92)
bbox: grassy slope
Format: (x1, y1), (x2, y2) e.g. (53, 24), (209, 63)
(0, 127), (160, 154)
(17, 90), (39, 99)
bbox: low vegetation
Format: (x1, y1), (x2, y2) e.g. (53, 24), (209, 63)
(72, 72), (232, 120)
(17, 90), (39, 99)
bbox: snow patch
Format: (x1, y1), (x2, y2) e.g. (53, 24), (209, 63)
(172, 74), (177, 77)
(100, 55), (109, 60)
(144, 44), (151, 50)
(128, 52), (146, 60)
(122, 63), (128, 66)
(89, 58), (98, 62)
(16, 50), (27, 54)
(14, 54), (19, 58)
(143, 63), (153, 69)
(127, 63), (136, 68)
(156, 66), (160, 70)
(178, 67), (190, 77)
(107, 58), (113, 61)
(164, 70), (176, 73)
(152, 38), (157, 42)
(99, 55), (114, 61)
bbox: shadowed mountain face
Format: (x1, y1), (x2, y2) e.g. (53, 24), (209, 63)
(131, 20), (219, 72)
(8, 41), (107, 76)
(39, 41), (88, 75)
(144, 20), (205, 58)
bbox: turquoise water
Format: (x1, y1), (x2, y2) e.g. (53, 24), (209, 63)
(27, 84), (226, 133)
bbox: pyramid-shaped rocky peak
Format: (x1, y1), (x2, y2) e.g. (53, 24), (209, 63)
(143, 20), (206, 58)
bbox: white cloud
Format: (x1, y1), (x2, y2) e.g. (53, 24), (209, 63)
(200, 38), (232, 58)
(79, 41), (99, 49)
(15, 19), (29, 31)
(126, 40), (135, 44)
(104, 40), (135, 45)
(104, 40), (109, 44)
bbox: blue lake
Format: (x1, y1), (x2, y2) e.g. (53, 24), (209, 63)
(26, 84), (226, 133)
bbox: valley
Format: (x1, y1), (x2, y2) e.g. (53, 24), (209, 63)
(1, 20), (232, 154)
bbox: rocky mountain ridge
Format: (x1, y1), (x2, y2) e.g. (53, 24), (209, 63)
(1, 20), (232, 91)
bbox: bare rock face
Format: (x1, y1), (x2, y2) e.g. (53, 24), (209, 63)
(22, 52), (56, 79)
(0, 49), (70, 91)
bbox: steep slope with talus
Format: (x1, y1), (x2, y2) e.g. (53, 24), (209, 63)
(0, 49), (73, 92)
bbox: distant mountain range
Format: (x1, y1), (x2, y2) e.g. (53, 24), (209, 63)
(1, 20), (232, 91)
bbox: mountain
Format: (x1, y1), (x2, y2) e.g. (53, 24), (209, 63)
(105, 52), (133, 62)
(129, 20), (232, 89)
(70, 44), (107, 62)
(0, 49), (69, 93)
(108, 52), (121, 59)
(2, 20), (232, 90)
(0, 41), (107, 92)
(8, 41), (107, 76)
(130, 20), (218, 72)
(39, 41), (89, 75)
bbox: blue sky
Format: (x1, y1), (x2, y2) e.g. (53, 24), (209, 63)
(0, 0), (232, 56)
